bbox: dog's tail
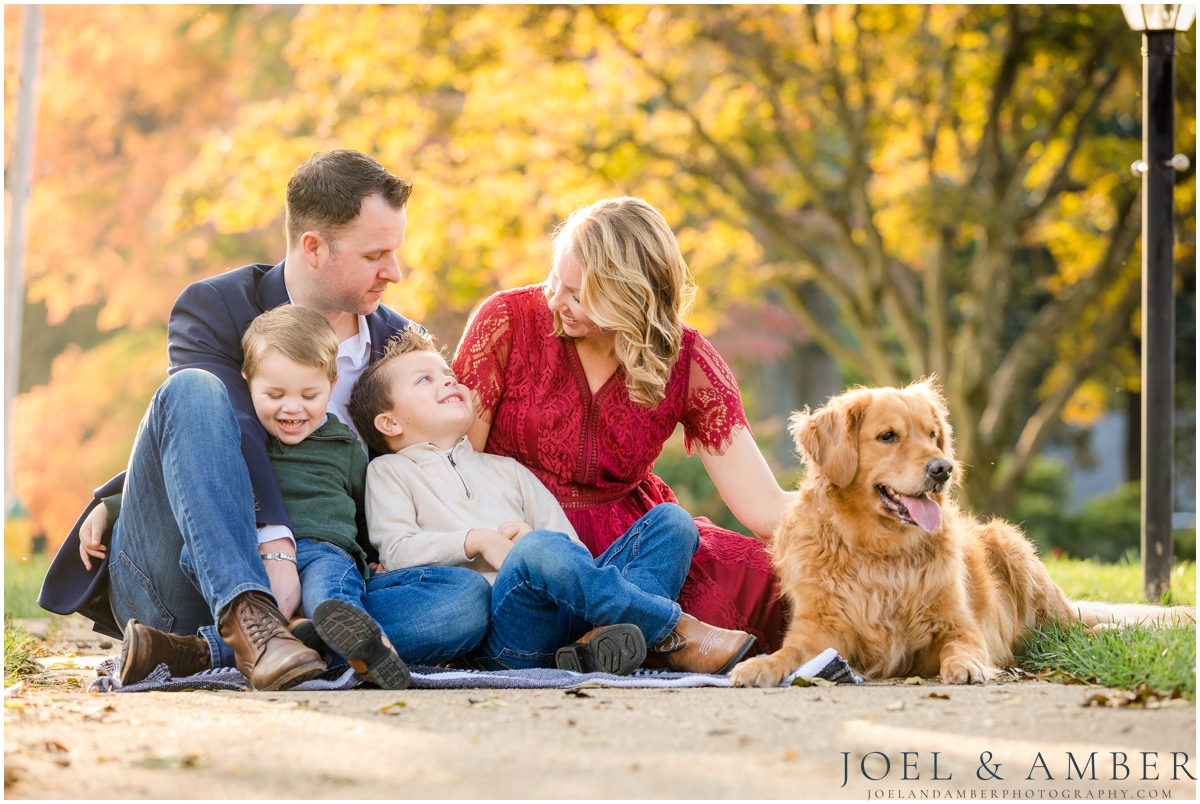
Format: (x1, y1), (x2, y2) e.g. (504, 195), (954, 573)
(1059, 600), (1196, 631)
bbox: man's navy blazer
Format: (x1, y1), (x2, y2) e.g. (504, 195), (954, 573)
(37, 261), (416, 636)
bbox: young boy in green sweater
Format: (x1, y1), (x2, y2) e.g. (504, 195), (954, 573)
(240, 305), (410, 689)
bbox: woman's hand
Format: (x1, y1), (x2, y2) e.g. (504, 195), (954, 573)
(78, 505), (109, 571)
(698, 426), (796, 540)
(465, 400), (492, 453)
(464, 528), (515, 569)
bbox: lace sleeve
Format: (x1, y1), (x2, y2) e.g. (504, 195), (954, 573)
(452, 292), (514, 424)
(680, 331), (752, 456)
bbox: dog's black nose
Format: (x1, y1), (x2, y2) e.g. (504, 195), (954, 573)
(926, 458), (952, 484)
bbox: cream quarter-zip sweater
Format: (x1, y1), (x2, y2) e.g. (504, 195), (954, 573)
(365, 436), (582, 584)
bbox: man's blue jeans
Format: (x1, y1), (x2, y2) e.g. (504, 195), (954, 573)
(474, 503), (700, 670)
(108, 369), (491, 668)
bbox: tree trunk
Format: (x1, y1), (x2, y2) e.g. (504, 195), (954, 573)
(5, 5), (44, 511)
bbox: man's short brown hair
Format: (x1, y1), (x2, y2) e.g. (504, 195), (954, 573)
(242, 306), (339, 383)
(285, 149), (413, 249)
(348, 325), (438, 455)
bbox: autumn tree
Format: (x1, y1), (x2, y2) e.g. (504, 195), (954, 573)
(173, 5), (1194, 516)
(5, 5), (297, 546)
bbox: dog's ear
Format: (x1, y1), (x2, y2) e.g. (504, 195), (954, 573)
(789, 393), (867, 487)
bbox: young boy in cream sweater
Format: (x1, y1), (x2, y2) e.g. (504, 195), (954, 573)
(349, 326), (756, 676)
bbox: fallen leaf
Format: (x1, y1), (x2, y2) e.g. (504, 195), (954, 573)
(469, 696), (507, 709)
(927, 692), (950, 700)
(1036, 668), (1085, 685)
(44, 742), (72, 767)
(379, 701), (406, 714)
(1082, 684), (1174, 709)
(132, 754), (200, 770)
(793, 676), (836, 687)
(564, 689), (592, 698)
(903, 676), (923, 685)
(885, 700), (904, 711)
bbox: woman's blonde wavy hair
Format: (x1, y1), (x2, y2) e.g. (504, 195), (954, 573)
(548, 197), (697, 407)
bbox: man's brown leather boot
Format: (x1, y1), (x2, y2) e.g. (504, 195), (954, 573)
(649, 614), (756, 675)
(119, 619), (211, 686)
(218, 591), (326, 691)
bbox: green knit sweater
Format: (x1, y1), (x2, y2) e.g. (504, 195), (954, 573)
(267, 413), (371, 579)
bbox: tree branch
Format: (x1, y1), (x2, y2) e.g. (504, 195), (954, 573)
(969, 6), (1029, 194)
(924, 227), (955, 382)
(1022, 67), (1121, 221)
(990, 268), (1142, 512)
(977, 189), (1140, 447)
(775, 278), (876, 379)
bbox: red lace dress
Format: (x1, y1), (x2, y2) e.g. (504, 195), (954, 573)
(453, 286), (786, 652)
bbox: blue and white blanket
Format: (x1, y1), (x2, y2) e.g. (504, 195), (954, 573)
(88, 647), (861, 693)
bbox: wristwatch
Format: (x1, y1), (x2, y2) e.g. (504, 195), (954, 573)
(259, 552), (297, 563)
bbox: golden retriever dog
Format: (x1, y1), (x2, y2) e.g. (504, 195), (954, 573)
(730, 380), (1195, 687)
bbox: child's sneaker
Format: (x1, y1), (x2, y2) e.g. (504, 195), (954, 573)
(311, 599), (411, 690)
(287, 617), (325, 656)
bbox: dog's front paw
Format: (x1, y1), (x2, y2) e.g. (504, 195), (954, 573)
(939, 655), (992, 684)
(729, 655), (791, 688)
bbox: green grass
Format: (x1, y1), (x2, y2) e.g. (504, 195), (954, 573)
(1043, 555), (1195, 605)
(1019, 620), (1196, 699)
(4, 554), (51, 620)
(4, 619), (41, 686)
(1023, 557), (1196, 698)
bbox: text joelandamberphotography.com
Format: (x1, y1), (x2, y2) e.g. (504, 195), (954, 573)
(864, 790), (1179, 800)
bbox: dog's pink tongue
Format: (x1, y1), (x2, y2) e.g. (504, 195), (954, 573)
(901, 493), (942, 532)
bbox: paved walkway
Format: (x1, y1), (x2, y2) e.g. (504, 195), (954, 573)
(4, 616), (1195, 799)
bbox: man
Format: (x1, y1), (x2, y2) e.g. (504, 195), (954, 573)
(39, 150), (490, 691)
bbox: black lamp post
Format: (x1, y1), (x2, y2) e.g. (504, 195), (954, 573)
(1121, 3), (1195, 600)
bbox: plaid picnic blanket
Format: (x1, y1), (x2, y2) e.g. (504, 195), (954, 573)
(88, 647), (861, 693)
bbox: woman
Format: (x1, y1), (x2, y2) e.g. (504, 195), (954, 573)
(453, 197), (793, 653)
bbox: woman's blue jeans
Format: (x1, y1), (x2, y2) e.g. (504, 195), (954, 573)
(108, 369), (490, 668)
(473, 503), (700, 670)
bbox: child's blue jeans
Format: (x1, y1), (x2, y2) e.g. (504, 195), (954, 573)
(473, 503), (699, 670)
(296, 539), (492, 666)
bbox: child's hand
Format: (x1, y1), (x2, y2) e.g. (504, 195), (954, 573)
(465, 528), (514, 570)
(497, 521), (533, 542)
(78, 505), (109, 571)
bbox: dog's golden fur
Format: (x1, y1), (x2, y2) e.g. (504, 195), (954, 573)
(730, 381), (1195, 687)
